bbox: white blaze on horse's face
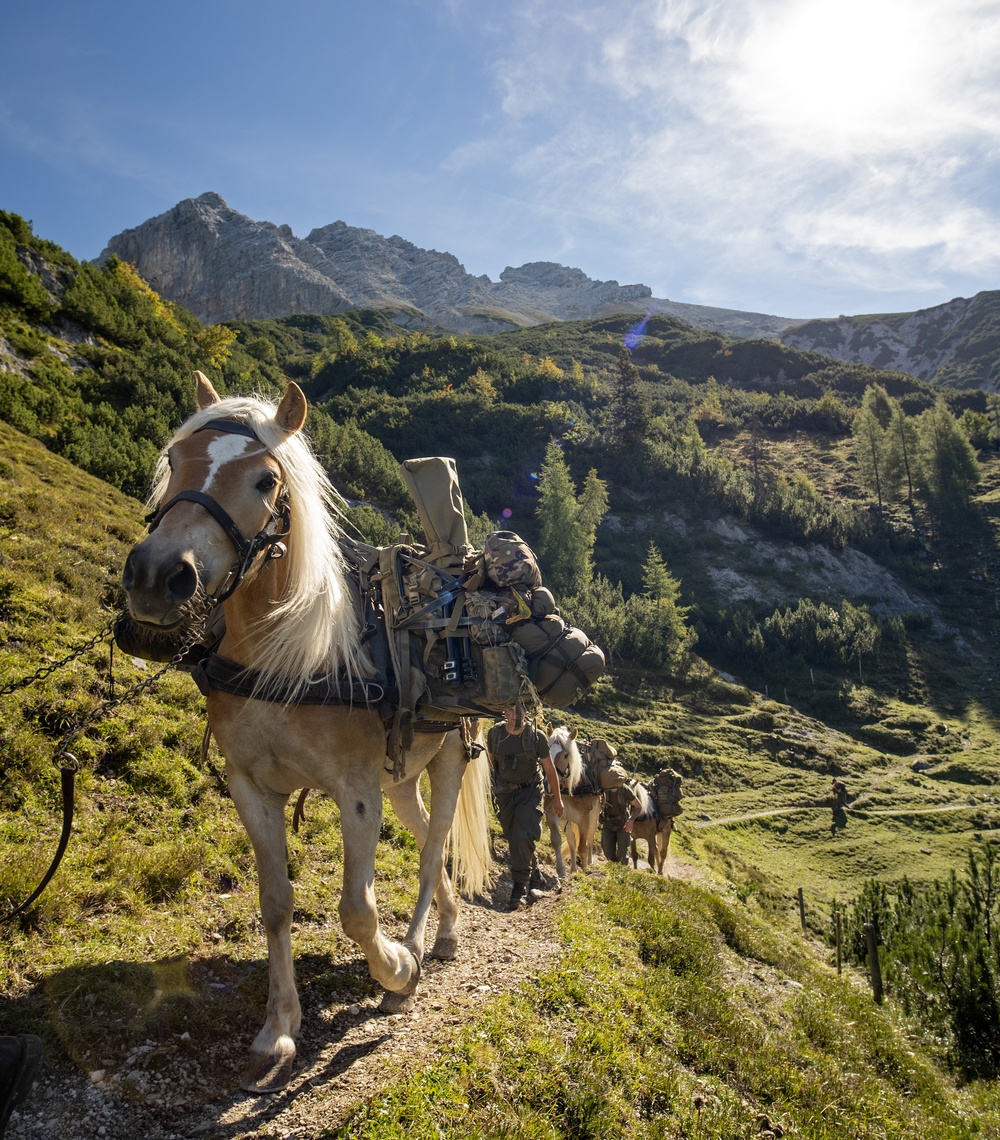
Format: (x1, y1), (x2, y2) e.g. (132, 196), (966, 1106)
(122, 428), (283, 627)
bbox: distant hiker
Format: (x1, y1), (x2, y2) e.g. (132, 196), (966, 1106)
(600, 778), (642, 864)
(832, 779), (849, 808)
(487, 707), (563, 911)
(0, 1035), (43, 1139)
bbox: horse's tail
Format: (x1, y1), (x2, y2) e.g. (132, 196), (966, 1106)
(450, 727), (493, 897)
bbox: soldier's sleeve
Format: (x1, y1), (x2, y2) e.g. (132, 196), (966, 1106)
(534, 727), (550, 759)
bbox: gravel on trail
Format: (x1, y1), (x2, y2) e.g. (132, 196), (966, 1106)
(7, 871), (567, 1140)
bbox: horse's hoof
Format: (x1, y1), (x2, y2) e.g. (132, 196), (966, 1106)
(240, 1049), (295, 1094)
(429, 933), (459, 960)
(380, 988), (417, 1014)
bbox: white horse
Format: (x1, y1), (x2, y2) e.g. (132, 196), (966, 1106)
(628, 784), (673, 875)
(122, 373), (492, 1093)
(543, 726), (602, 880)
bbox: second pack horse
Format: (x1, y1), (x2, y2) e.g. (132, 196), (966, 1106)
(121, 373), (491, 1092)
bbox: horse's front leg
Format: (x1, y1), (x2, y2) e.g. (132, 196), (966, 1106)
(580, 803), (599, 872)
(411, 745), (467, 960)
(543, 796), (567, 880)
(226, 769), (300, 1093)
(657, 822), (673, 875)
(565, 818), (579, 879)
(337, 769), (421, 1012)
(384, 756), (460, 962)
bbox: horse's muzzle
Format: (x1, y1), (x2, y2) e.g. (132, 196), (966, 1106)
(122, 543), (200, 626)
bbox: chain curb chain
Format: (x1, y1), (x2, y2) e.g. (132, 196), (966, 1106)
(1, 607), (219, 773)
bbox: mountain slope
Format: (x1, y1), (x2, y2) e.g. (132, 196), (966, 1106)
(101, 193), (1000, 389)
(100, 192), (795, 337)
(780, 290), (1000, 389)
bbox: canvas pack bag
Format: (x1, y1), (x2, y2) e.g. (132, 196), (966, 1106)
(510, 614), (606, 709)
(585, 738), (629, 790)
(649, 768), (684, 819)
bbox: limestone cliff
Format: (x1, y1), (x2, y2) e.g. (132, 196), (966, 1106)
(100, 193), (793, 337)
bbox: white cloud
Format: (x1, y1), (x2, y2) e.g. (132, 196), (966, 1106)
(451, 0), (1000, 312)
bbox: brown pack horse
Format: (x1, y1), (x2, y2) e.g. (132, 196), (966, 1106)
(122, 373), (492, 1093)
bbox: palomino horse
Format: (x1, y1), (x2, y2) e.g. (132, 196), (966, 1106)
(543, 726), (602, 880)
(122, 374), (492, 1093)
(628, 784), (673, 875)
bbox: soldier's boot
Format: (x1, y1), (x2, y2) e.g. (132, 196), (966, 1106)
(506, 883), (526, 912)
(0, 1035), (43, 1138)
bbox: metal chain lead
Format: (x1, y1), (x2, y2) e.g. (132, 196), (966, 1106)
(51, 605), (219, 769)
(0, 618), (118, 697)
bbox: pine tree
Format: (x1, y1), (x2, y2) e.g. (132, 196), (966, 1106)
(609, 346), (652, 464)
(535, 442), (608, 596)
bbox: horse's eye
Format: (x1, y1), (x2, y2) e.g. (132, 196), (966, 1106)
(257, 473), (278, 493)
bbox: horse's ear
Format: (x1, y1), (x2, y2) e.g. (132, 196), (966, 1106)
(276, 382), (308, 433)
(195, 370), (221, 409)
(570, 728), (578, 740)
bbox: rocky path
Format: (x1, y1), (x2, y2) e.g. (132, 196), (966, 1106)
(7, 874), (565, 1140)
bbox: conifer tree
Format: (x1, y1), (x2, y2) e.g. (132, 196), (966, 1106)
(609, 346), (652, 465)
(917, 397), (980, 509)
(535, 442), (608, 596)
(852, 385), (894, 512)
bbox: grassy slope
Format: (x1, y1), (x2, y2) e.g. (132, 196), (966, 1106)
(3, 423), (1000, 1135)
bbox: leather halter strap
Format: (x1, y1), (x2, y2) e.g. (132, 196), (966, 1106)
(149, 489), (255, 561)
(144, 417), (291, 603)
(145, 418), (272, 562)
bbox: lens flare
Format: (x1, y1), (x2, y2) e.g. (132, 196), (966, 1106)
(501, 507), (513, 519)
(624, 315), (650, 349)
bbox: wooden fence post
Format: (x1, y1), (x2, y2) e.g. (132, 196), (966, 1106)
(798, 887), (806, 931)
(863, 922), (883, 1003)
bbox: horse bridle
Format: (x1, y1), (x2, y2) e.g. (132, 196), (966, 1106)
(145, 418), (291, 603)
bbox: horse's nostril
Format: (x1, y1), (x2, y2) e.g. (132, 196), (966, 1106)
(165, 559), (198, 604)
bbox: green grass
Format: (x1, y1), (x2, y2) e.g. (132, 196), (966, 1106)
(331, 871), (996, 1139)
(4, 418), (1000, 1134)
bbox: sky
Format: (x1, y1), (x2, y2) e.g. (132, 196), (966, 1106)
(4, 0), (1000, 320)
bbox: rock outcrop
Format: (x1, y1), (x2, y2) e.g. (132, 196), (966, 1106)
(100, 193), (794, 337)
(777, 290), (1000, 389)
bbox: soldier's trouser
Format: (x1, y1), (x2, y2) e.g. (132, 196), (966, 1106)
(495, 783), (543, 886)
(601, 824), (630, 864)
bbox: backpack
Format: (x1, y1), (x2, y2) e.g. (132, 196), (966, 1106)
(648, 768), (684, 819)
(584, 738), (629, 790)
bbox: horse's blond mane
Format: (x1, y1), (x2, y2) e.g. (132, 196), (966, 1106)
(151, 395), (367, 697)
(633, 783), (654, 819)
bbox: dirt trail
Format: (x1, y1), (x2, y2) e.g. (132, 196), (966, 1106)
(8, 851), (696, 1140)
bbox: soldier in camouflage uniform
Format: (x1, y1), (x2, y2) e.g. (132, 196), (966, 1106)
(487, 707), (563, 911)
(600, 778), (642, 864)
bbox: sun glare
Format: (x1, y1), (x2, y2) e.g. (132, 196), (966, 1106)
(732, 0), (939, 148)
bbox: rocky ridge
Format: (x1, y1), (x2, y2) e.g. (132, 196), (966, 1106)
(100, 193), (794, 338)
(101, 193), (1000, 387)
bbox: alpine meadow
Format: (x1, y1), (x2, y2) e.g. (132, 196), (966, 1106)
(6, 207), (1000, 1138)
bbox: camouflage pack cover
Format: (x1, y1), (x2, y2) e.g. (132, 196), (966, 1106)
(482, 531), (542, 590)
